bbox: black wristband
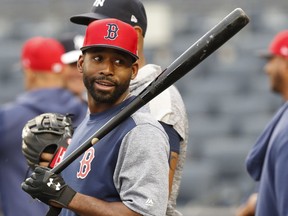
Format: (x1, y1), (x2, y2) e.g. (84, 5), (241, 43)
(53, 185), (76, 208)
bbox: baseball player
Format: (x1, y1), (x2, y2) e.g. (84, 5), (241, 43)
(70, 1), (189, 215)
(241, 30), (288, 216)
(22, 18), (170, 216)
(0, 37), (87, 216)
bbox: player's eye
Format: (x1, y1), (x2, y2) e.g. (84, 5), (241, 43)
(115, 59), (122, 65)
(114, 57), (131, 67)
(93, 56), (102, 62)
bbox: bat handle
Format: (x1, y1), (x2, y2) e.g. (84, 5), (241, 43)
(46, 206), (62, 216)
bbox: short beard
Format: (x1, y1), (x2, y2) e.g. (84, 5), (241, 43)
(83, 74), (130, 104)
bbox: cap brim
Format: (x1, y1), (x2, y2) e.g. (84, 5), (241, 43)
(61, 50), (82, 64)
(81, 45), (138, 63)
(70, 13), (109, 25)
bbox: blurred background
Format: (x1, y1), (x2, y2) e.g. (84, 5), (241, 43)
(1, 0), (288, 215)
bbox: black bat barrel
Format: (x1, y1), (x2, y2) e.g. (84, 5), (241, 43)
(140, 8), (249, 102)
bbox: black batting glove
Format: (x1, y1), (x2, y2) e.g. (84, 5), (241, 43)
(21, 166), (76, 208)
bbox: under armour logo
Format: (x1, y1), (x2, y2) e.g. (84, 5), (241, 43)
(47, 178), (61, 191)
(104, 24), (119, 40)
(93, 0), (105, 7)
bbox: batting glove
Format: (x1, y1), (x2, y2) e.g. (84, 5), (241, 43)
(21, 166), (76, 208)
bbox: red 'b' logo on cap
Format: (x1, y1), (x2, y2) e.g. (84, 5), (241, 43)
(104, 24), (119, 40)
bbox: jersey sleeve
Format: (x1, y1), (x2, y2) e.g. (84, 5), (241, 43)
(113, 122), (170, 216)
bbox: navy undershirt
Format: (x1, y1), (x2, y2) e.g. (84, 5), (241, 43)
(160, 122), (181, 154)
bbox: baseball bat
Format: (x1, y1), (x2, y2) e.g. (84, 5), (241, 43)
(46, 8), (249, 215)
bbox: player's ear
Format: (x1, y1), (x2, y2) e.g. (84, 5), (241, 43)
(131, 62), (139, 80)
(77, 55), (84, 73)
(134, 26), (143, 38)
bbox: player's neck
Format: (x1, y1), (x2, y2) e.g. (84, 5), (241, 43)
(137, 54), (146, 69)
(88, 92), (131, 114)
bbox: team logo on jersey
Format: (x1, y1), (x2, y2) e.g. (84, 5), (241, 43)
(104, 24), (119, 40)
(93, 0), (105, 7)
(77, 147), (95, 179)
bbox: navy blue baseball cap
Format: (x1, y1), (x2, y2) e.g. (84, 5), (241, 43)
(70, 0), (147, 37)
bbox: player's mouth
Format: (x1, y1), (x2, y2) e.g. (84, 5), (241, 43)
(94, 79), (116, 91)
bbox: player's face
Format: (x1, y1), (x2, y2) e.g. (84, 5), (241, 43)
(79, 48), (138, 105)
(264, 56), (288, 94)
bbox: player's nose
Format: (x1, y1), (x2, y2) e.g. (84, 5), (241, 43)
(99, 60), (114, 76)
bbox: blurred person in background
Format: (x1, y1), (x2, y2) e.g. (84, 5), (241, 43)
(69, 1), (189, 215)
(237, 30), (288, 216)
(21, 34), (88, 177)
(59, 33), (87, 102)
(0, 36), (87, 216)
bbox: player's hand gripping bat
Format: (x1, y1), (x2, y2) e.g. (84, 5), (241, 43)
(46, 8), (249, 215)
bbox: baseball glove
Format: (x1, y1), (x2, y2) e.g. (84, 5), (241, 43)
(22, 113), (74, 169)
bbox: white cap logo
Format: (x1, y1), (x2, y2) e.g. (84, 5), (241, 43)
(93, 0), (105, 7)
(131, 15), (138, 23)
(52, 63), (63, 73)
(280, 46), (288, 57)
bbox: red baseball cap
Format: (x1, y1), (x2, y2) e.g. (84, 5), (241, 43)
(21, 37), (65, 73)
(81, 18), (139, 62)
(260, 30), (288, 59)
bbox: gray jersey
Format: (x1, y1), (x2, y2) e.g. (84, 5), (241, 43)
(130, 64), (189, 216)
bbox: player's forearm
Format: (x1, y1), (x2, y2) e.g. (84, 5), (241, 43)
(67, 193), (142, 216)
(169, 151), (179, 195)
